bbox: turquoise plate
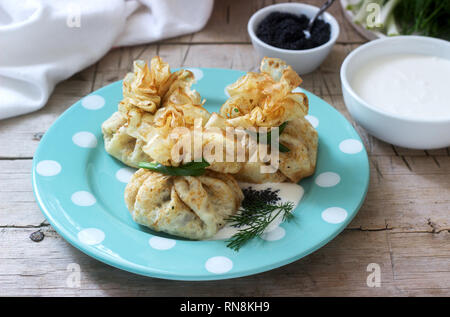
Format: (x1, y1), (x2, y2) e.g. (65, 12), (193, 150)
(32, 68), (369, 280)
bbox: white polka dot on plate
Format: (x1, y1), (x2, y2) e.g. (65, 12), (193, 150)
(185, 68), (203, 81)
(36, 160), (61, 176)
(305, 114), (319, 128)
(261, 226), (285, 241)
(72, 131), (97, 148)
(81, 95), (105, 110)
(115, 167), (136, 183)
(205, 256), (233, 274)
(149, 236), (176, 250)
(78, 228), (105, 245)
(315, 172), (341, 187)
(339, 139), (363, 154)
(71, 191), (96, 207)
(321, 207), (348, 224)
(292, 87), (304, 93)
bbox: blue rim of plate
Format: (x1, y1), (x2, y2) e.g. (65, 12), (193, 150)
(32, 67), (369, 281)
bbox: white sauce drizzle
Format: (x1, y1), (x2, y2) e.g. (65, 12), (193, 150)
(209, 182), (304, 240)
(351, 54), (450, 120)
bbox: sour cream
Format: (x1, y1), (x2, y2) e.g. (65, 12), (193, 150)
(351, 54), (450, 120)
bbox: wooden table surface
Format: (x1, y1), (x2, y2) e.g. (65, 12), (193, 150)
(1, 0), (449, 296)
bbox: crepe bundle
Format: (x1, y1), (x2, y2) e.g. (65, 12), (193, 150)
(220, 57), (318, 183)
(102, 57), (210, 168)
(139, 109), (245, 173)
(125, 168), (244, 240)
(235, 116), (318, 183)
(221, 57), (308, 127)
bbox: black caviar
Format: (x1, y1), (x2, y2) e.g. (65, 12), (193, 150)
(242, 187), (281, 210)
(256, 11), (331, 50)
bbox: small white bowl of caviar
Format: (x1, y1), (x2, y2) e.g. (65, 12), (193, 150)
(248, 2), (340, 74)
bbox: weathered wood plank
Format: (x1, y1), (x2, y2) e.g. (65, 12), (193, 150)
(0, 160), (46, 227)
(2, 227), (448, 296)
(0, 228), (399, 296)
(350, 171), (450, 232)
(389, 231), (450, 294)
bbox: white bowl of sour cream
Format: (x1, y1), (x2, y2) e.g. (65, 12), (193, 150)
(341, 36), (450, 149)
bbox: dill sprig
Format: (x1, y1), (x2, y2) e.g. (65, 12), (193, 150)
(226, 188), (295, 251)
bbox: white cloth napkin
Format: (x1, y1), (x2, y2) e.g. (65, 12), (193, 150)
(0, 0), (214, 120)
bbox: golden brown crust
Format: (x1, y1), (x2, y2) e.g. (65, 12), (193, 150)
(102, 57), (209, 168)
(278, 117), (318, 183)
(220, 57), (308, 127)
(220, 57), (318, 183)
(125, 169), (244, 239)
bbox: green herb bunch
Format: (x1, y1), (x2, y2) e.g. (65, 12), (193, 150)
(394, 0), (450, 40)
(347, 0), (450, 39)
(226, 187), (295, 251)
(139, 159), (210, 176)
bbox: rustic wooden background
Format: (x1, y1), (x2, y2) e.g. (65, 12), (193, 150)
(1, 0), (449, 296)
